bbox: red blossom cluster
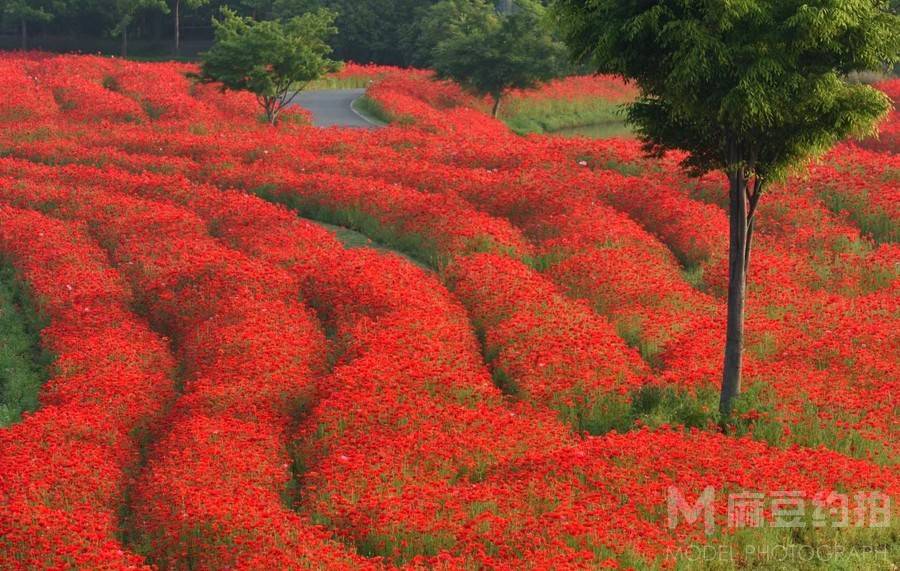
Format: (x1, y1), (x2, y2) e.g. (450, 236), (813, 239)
(861, 78), (900, 154)
(0, 53), (897, 569)
(341, 71), (899, 457)
(505, 74), (637, 111)
(0, 206), (172, 568)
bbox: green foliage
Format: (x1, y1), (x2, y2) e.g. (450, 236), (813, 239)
(1, 0), (63, 25)
(553, 0), (899, 182)
(430, 0), (567, 115)
(108, 0), (169, 37)
(320, 0), (440, 66)
(268, 0), (319, 20)
(197, 7), (338, 124)
(1, 0), (66, 49)
(407, 0), (494, 67)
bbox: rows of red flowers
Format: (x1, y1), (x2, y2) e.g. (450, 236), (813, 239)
(0, 164), (373, 569)
(0, 53), (897, 569)
(339, 70), (900, 460)
(0, 206), (173, 568)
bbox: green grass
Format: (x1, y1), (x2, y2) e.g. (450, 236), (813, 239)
(615, 317), (664, 368)
(817, 186), (898, 244)
(502, 97), (632, 137)
(555, 380), (896, 465)
(0, 260), (52, 427)
(249, 184), (437, 268)
(250, 183), (518, 273)
(308, 219), (428, 270)
(557, 385), (721, 436)
(352, 96), (395, 125)
(550, 121), (635, 139)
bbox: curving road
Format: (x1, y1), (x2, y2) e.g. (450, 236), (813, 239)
(291, 88), (381, 129)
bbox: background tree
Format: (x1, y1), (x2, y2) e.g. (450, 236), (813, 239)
(430, 0), (566, 117)
(319, 0), (438, 66)
(197, 7), (338, 124)
(172, 0), (208, 55)
(1, 0), (66, 50)
(108, 0), (168, 56)
(270, 0), (322, 20)
(406, 0), (492, 67)
(553, 0), (898, 419)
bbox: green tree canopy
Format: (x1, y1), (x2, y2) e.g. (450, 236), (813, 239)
(553, 0), (899, 418)
(2, 0), (67, 49)
(340, 0), (442, 65)
(107, 0), (169, 56)
(197, 7), (338, 124)
(430, 0), (566, 116)
(270, 0), (320, 20)
(407, 0), (493, 67)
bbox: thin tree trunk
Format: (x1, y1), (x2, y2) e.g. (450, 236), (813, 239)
(720, 168), (752, 420)
(122, 25), (128, 58)
(265, 97), (277, 125)
(491, 94), (502, 118)
(21, 18), (27, 51)
(174, 0), (181, 56)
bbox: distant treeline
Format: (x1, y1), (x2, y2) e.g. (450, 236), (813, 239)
(0, 0), (545, 63)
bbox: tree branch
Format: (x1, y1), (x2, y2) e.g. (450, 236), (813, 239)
(746, 176), (764, 223)
(281, 81), (308, 110)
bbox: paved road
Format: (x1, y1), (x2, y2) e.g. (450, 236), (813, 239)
(291, 88), (380, 129)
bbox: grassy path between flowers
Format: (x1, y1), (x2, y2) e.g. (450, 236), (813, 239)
(309, 219), (430, 270)
(0, 261), (52, 427)
(501, 98), (633, 138)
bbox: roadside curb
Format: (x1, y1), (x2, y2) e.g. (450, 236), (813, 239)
(350, 96), (388, 128)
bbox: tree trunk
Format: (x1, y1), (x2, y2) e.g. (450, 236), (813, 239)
(491, 94), (502, 118)
(174, 0), (181, 56)
(122, 25), (128, 58)
(21, 18), (27, 51)
(720, 168), (754, 420)
(265, 97), (278, 125)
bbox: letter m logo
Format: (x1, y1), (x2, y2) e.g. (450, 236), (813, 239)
(668, 486), (716, 535)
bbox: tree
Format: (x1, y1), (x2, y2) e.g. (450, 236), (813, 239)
(430, 0), (566, 117)
(553, 0), (898, 419)
(197, 7), (339, 125)
(321, 0), (439, 66)
(270, 0), (320, 20)
(171, 0), (208, 55)
(1, 0), (66, 50)
(108, 0), (169, 56)
(406, 0), (493, 67)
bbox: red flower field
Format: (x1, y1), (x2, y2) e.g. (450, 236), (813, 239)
(0, 54), (897, 570)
